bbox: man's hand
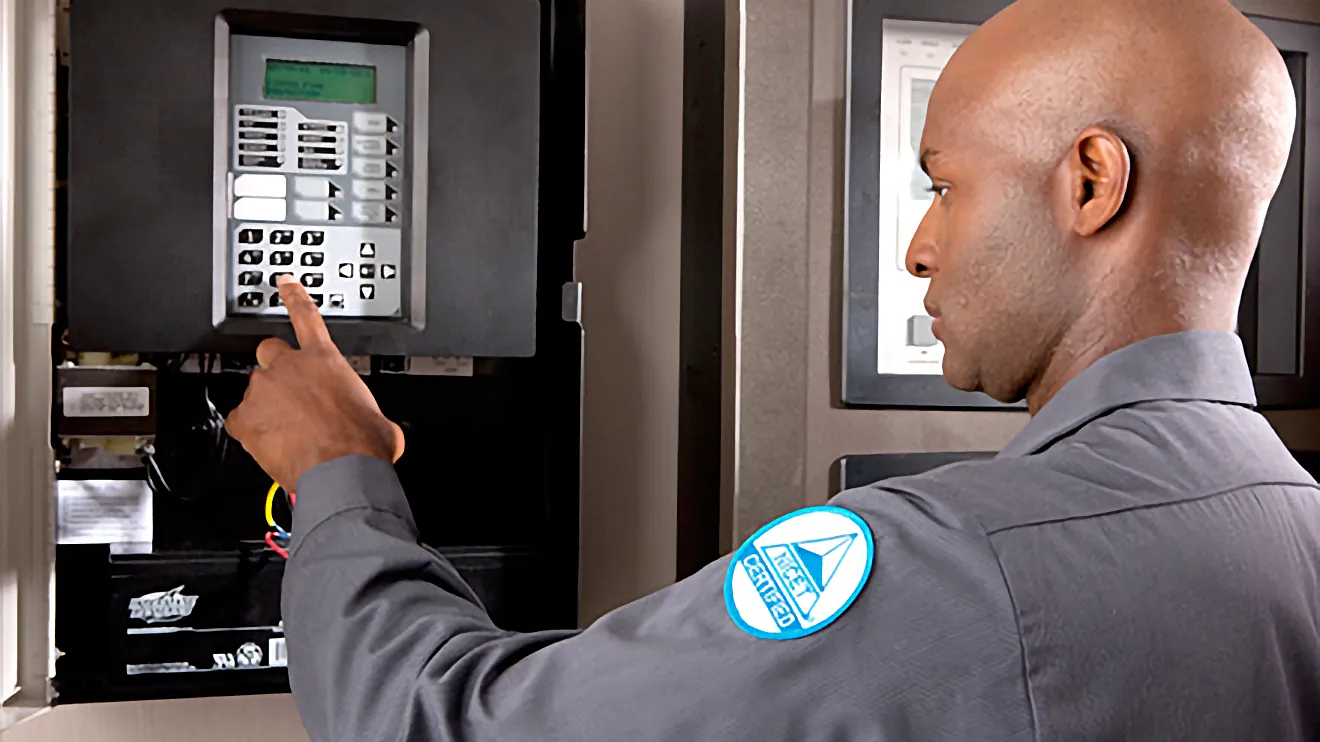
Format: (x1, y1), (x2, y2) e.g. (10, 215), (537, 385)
(225, 276), (405, 492)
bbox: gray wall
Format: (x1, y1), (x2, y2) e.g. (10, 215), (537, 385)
(726, 0), (1320, 544)
(2, 0), (683, 737)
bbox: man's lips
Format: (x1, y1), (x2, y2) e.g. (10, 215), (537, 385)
(930, 317), (943, 342)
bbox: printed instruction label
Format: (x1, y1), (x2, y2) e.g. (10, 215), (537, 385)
(56, 479), (153, 546)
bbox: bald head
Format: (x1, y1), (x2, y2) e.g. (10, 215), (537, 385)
(906, 0), (1296, 411)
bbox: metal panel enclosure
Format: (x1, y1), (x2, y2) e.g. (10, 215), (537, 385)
(68, 0), (542, 357)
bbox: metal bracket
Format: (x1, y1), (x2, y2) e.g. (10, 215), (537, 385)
(561, 281), (582, 324)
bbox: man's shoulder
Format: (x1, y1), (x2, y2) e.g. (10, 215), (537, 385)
(830, 455), (1056, 536)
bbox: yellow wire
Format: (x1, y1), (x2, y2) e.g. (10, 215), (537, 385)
(265, 481), (280, 528)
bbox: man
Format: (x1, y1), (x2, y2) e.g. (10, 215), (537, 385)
(225, 0), (1320, 739)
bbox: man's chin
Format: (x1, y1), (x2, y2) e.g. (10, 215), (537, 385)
(939, 358), (977, 394)
(942, 364), (1027, 404)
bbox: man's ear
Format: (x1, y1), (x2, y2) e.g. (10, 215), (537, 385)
(1065, 125), (1131, 236)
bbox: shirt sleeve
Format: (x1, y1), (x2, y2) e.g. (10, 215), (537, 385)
(282, 456), (1030, 742)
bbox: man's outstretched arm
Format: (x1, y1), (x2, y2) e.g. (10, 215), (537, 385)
(284, 454), (761, 742)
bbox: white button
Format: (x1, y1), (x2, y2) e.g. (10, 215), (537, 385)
(294, 177), (336, 199)
(353, 136), (387, 156)
(359, 243), (376, 258)
(338, 263), (354, 278)
(352, 158), (387, 178)
(353, 112), (389, 134)
(352, 202), (387, 223)
(360, 284), (375, 300)
(352, 180), (387, 200)
(233, 197), (286, 222)
(233, 173), (286, 198)
(293, 200), (333, 221)
(381, 264), (396, 279)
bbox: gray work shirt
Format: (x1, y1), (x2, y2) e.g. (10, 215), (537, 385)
(284, 330), (1320, 741)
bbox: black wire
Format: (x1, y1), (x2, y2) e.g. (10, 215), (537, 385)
(142, 447), (172, 496)
(149, 352), (232, 503)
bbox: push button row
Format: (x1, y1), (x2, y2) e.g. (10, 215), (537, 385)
(237, 229), (325, 246)
(237, 291), (358, 310)
(336, 263), (396, 279)
(239, 271), (329, 288)
(240, 250), (328, 266)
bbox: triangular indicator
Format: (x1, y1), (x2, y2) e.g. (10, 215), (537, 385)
(789, 534), (855, 591)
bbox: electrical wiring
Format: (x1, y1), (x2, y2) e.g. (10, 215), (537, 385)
(144, 353), (231, 503)
(264, 530), (290, 559)
(264, 481), (296, 558)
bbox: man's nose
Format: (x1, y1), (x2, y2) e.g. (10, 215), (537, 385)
(905, 204), (939, 278)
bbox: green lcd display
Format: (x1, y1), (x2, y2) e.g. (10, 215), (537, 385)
(263, 59), (376, 104)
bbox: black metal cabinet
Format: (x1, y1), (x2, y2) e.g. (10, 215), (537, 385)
(55, 0), (586, 704)
(842, 0), (1320, 409)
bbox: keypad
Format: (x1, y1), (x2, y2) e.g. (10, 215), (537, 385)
(231, 224), (401, 318)
(231, 105), (403, 319)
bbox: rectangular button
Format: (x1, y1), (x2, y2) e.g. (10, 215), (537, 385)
(352, 202), (387, 224)
(352, 112), (389, 134)
(294, 177), (336, 199)
(234, 173), (287, 198)
(352, 158), (386, 178)
(353, 136), (387, 156)
(294, 201), (332, 221)
(352, 180), (387, 200)
(233, 197), (286, 222)
(907, 315), (938, 347)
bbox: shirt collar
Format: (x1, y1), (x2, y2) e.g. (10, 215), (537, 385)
(997, 330), (1257, 459)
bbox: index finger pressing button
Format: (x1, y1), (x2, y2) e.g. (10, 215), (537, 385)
(277, 278), (335, 351)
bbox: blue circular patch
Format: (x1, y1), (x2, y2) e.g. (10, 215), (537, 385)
(723, 505), (874, 640)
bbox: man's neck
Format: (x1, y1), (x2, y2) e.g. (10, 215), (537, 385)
(1023, 299), (1239, 416)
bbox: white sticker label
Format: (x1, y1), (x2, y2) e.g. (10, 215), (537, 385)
(62, 386), (150, 418)
(269, 637), (288, 667)
(56, 479), (153, 546)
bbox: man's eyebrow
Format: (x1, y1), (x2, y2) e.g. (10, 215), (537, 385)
(919, 147), (939, 176)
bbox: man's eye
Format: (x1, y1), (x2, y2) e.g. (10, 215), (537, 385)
(925, 184), (949, 199)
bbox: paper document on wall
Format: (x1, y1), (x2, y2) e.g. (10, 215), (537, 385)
(56, 479), (153, 549)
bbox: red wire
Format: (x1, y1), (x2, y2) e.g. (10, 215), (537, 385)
(289, 491), (296, 507)
(264, 530), (290, 559)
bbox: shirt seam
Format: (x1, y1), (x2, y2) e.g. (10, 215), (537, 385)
(1000, 397), (1255, 459)
(984, 531), (1042, 742)
(985, 479), (1320, 537)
